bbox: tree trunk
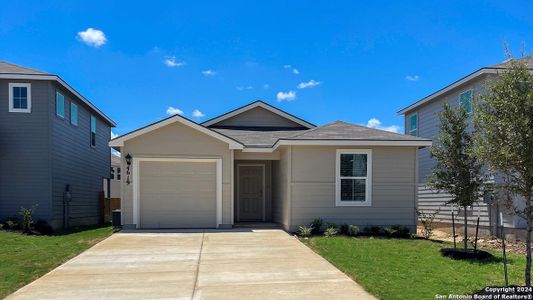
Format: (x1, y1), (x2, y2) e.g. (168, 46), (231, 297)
(526, 192), (532, 287)
(464, 205), (468, 251)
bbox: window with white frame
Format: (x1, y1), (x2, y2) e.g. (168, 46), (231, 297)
(56, 92), (65, 118)
(117, 167), (121, 180)
(335, 149), (372, 206)
(111, 167), (115, 180)
(90, 115), (96, 147)
(408, 114), (418, 136)
(460, 90), (473, 114)
(70, 102), (78, 125)
(9, 83), (31, 113)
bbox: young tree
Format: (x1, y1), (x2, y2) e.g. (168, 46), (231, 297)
(475, 57), (533, 286)
(429, 104), (485, 251)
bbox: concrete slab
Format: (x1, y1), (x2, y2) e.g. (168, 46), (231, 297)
(7, 229), (375, 300)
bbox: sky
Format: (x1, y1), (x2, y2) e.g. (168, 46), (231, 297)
(1, 1), (532, 136)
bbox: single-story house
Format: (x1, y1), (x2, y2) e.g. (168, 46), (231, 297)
(109, 100), (431, 231)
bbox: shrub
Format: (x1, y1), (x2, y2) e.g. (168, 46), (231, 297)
(296, 226), (313, 238)
(0, 223), (3, 230)
(339, 224), (349, 234)
(363, 226), (382, 236)
(310, 218), (323, 234)
(326, 222), (337, 230)
(324, 227), (338, 237)
(384, 225), (411, 238)
(417, 209), (440, 239)
(347, 225), (359, 236)
(3, 218), (20, 230)
(34, 220), (54, 235)
(19, 206), (36, 233)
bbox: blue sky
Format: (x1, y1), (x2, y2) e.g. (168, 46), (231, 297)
(1, 1), (532, 136)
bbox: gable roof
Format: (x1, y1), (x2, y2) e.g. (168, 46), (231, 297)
(212, 120), (431, 150)
(0, 61), (116, 126)
(397, 56), (533, 115)
(108, 113), (244, 149)
(201, 100), (316, 129)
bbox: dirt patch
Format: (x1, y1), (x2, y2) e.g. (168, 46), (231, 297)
(417, 226), (527, 255)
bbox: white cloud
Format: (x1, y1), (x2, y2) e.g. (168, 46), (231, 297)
(236, 86), (253, 91)
(111, 131), (119, 139)
(166, 106), (184, 115)
(77, 28), (107, 48)
(283, 64), (299, 75)
(365, 118), (401, 133)
(297, 79), (321, 89)
(405, 75), (420, 81)
(192, 109), (205, 118)
(164, 56), (185, 67)
(276, 90), (296, 102)
(202, 69), (216, 76)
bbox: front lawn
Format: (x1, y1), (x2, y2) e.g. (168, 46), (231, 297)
(0, 225), (114, 298)
(302, 236), (525, 300)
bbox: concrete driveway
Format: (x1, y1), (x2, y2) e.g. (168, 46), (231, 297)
(7, 229), (375, 300)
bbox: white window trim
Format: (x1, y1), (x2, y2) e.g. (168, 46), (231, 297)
(8, 83), (31, 113)
(90, 115), (96, 147)
(132, 157), (223, 229)
(335, 149), (372, 207)
(70, 102), (78, 126)
(459, 89), (474, 115)
(56, 91), (65, 118)
(408, 113), (418, 136)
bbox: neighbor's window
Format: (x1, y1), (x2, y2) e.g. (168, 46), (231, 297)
(56, 92), (65, 118)
(9, 83), (31, 113)
(117, 167), (121, 180)
(460, 90), (473, 114)
(408, 114), (418, 136)
(90, 115), (96, 147)
(111, 167), (115, 180)
(70, 102), (78, 125)
(336, 149), (372, 206)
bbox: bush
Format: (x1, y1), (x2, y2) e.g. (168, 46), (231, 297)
(3, 218), (20, 230)
(347, 225), (359, 236)
(384, 225), (411, 238)
(363, 226), (382, 236)
(324, 227), (338, 237)
(417, 209), (440, 239)
(19, 206), (36, 233)
(310, 218), (323, 234)
(34, 220), (54, 235)
(339, 224), (349, 234)
(296, 226), (313, 238)
(325, 222), (337, 230)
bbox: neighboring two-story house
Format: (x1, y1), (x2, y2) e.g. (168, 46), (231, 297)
(398, 56), (533, 236)
(0, 61), (116, 229)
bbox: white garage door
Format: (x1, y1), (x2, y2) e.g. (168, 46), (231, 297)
(139, 160), (217, 228)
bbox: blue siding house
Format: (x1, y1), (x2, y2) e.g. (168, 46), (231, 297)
(0, 61), (116, 229)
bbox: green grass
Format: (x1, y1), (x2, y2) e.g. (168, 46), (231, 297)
(0, 225), (114, 298)
(302, 236), (526, 300)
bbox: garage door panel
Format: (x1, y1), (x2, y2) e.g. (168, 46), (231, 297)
(139, 161), (217, 229)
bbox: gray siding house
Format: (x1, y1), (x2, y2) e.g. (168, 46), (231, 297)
(398, 56), (533, 234)
(0, 62), (116, 228)
(110, 100), (430, 231)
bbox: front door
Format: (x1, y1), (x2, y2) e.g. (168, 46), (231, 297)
(238, 165), (264, 221)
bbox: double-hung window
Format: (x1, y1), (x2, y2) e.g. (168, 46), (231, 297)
(460, 90), (473, 114)
(408, 114), (418, 136)
(9, 83), (31, 113)
(90, 115), (96, 147)
(70, 102), (78, 125)
(336, 149), (372, 206)
(56, 92), (65, 118)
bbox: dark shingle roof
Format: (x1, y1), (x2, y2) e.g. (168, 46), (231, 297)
(489, 56), (533, 69)
(212, 121), (429, 147)
(211, 128), (305, 147)
(0, 61), (50, 75)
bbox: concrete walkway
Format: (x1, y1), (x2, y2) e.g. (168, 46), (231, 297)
(7, 229), (375, 300)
